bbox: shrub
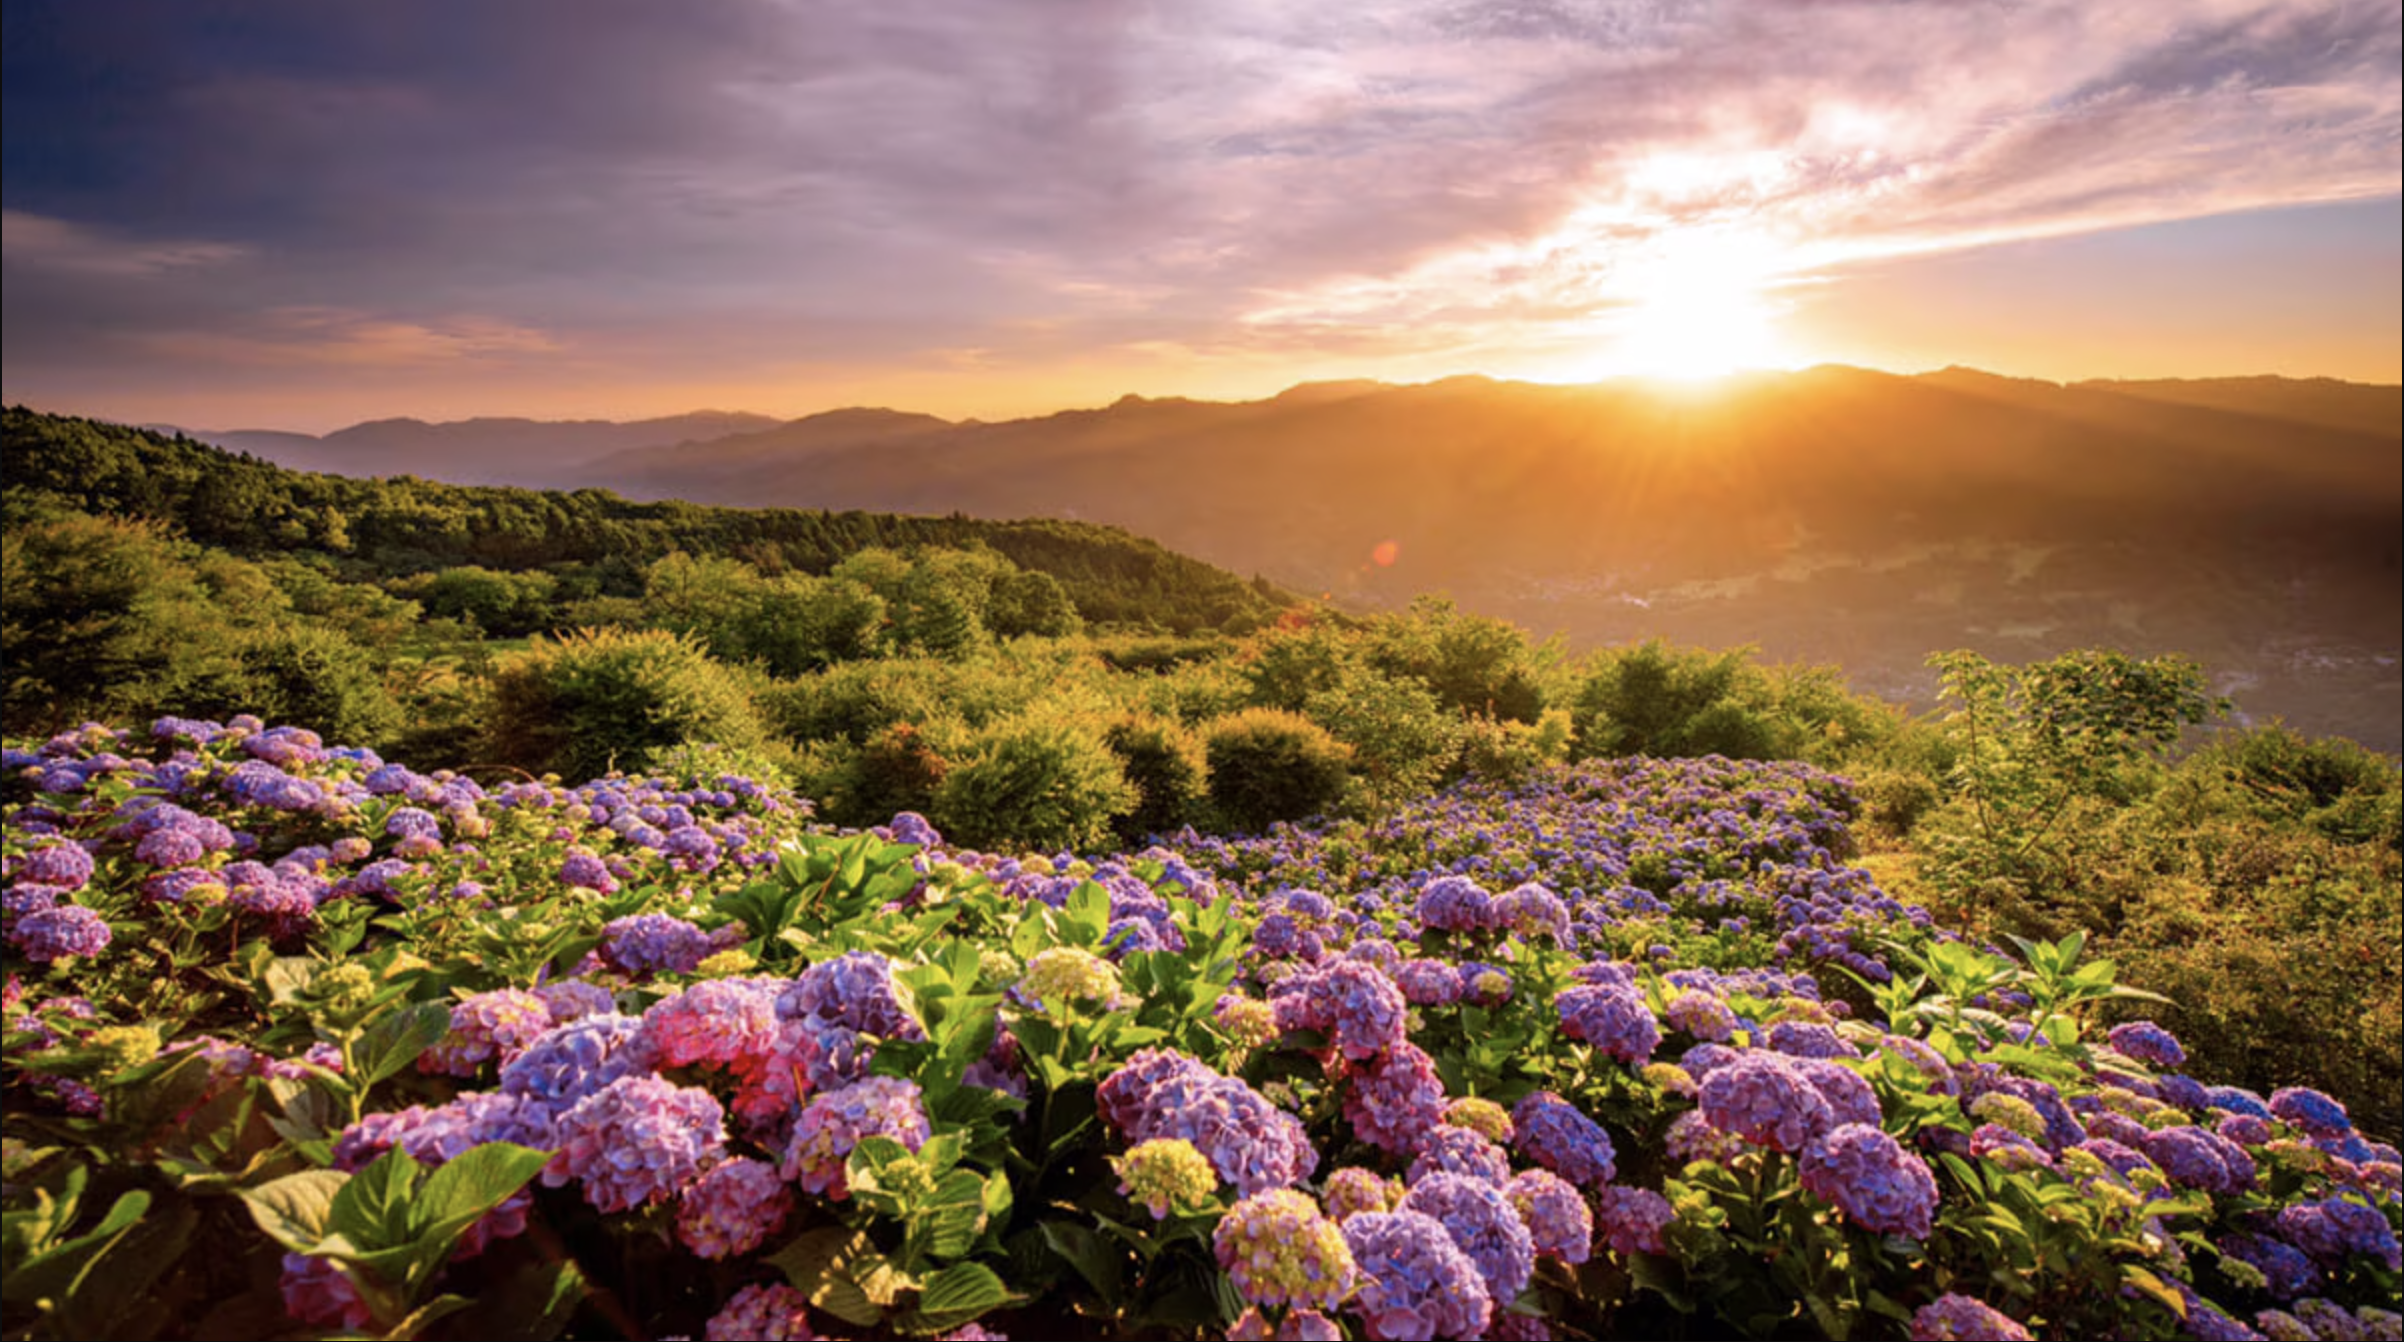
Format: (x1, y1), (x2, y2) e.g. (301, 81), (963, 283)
(483, 627), (765, 780)
(1103, 714), (1210, 841)
(1456, 709), (1574, 787)
(1304, 673), (1463, 812)
(825, 721), (957, 829)
(1202, 709), (1352, 833)
(177, 623), (403, 749)
(932, 714), (1135, 852)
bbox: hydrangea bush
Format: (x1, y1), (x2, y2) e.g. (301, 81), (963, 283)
(3, 719), (2397, 1340)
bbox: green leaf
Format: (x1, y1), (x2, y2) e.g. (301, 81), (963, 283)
(1039, 1220), (1123, 1307)
(331, 1146), (422, 1247)
(914, 1261), (1009, 1332)
(2, 1189), (152, 1307)
(239, 1169), (348, 1254)
(355, 1001), (451, 1089)
(441, 1257), (589, 1342)
(2121, 1265), (2187, 1318)
(412, 1142), (552, 1234)
(378, 1291), (475, 1341)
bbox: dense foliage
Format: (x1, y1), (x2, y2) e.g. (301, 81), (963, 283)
(4, 720), (2397, 1342)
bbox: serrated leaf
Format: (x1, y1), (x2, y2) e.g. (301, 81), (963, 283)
(331, 1146), (421, 1247)
(355, 1002), (451, 1089)
(413, 1142), (551, 1233)
(240, 1169), (348, 1253)
(915, 1262), (1008, 1331)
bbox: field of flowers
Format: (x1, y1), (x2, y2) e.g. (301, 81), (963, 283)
(5, 717), (2399, 1341)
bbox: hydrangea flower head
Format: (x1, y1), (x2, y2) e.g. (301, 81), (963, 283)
(782, 1075), (931, 1199)
(1272, 959), (1407, 1061)
(780, 950), (924, 1040)
(677, 1156), (793, 1259)
(705, 1282), (817, 1342)
(550, 1075), (727, 1213)
(1214, 994), (1278, 1048)
(1594, 1183), (1675, 1258)
(1408, 1126), (1512, 1187)
(2269, 1088), (2353, 1139)
(1114, 1137), (1218, 1219)
(10, 905), (111, 963)
(1343, 1043), (1448, 1157)
(1415, 876), (1496, 933)
(1664, 990), (1738, 1043)
(1441, 1096), (1513, 1144)
(279, 1253), (372, 1332)
(2107, 1020), (2187, 1069)
(1342, 1210), (1493, 1341)
(1799, 1123), (1938, 1239)
(599, 913), (714, 976)
(1511, 1169), (1597, 1262)
(1399, 1172), (1536, 1305)
(1908, 1294), (2033, 1341)
(1323, 1166), (1397, 1222)
(1555, 984), (1661, 1065)
(421, 989), (554, 1076)
(1015, 946), (1126, 1009)
(1212, 1189), (1356, 1310)
(15, 842), (94, 891)
(1700, 1051), (1835, 1154)
(1510, 1091), (1617, 1186)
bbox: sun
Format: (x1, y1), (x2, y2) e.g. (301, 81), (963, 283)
(1595, 227), (1798, 381)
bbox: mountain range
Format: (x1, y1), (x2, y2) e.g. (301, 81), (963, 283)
(175, 367), (2403, 748)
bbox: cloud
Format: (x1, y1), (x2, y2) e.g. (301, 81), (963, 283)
(1, 0), (2396, 409)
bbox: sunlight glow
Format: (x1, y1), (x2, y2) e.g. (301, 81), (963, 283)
(1598, 227), (1798, 381)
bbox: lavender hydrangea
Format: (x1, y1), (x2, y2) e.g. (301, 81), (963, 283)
(2107, 1020), (2188, 1069)
(1555, 984), (1661, 1065)
(779, 950), (925, 1040)
(2269, 1088), (2354, 1140)
(1212, 1189), (1356, 1310)
(1271, 958), (1408, 1060)
(1909, 1294), (2034, 1341)
(420, 989), (554, 1076)
(2278, 1196), (2402, 1270)
(1399, 1172), (1536, 1306)
(1510, 1169), (1596, 1263)
(599, 912), (714, 976)
(499, 1012), (647, 1116)
(677, 1156), (793, 1259)
(2219, 1233), (2321, 1301)
(549, 1075), (727, 1213)
(1415, 875), (1496, 933)
(1408, 1126), (1512, 1187)
(782, 1075), (931, 1199)
(1342, 1210), (1494, 1341)
(1510, 1091), (1617, 1186)
(1700, 1051), (1834, 1154)
(1664, 989), (1739, 1042)
(14, 842), (93, 890)
(9, 904), (111, 962)
(1343, 1043), (1448, 1157)
(705, 1282), (817, 1342)
(1799, 1123), (1938, 1239)
(1395, 958), (1464, 1006)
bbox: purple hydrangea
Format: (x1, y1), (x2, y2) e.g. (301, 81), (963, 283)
(888, 812), (942, 847)
(1594, 1183), (1676, 1257)
(782, 1076), (931, 1199)
(705, 1282), (817, 1342)
(1511, 1169), (1597, 1262)
(2219, 1233), (2321, 1301)
(420, 989), (554, 1076)
(1492, 882), (1571, 943)
(1398, 1172), (1536, 1306)
(779, 950), (925, 1040)
(2278, 1196), (2402, 1270)
(558, 850), (617, 893)
(2269, 1088), (2354, 1139)
(1212, 1189), (1356, 1310)
(599, 913), (714, 977)
(1664, 990), (1738, 1042)
(14, 842), (93, 891)
(10, 905), (111, 962)
(1395, 959), (1464, 1006)
(1700, 1051), (1834, 1154)
(2107, 1020), (2187, 1069)
(499, 1013), (647, 1115)
(1415, 876), (1495, 933)
(1343, 1043), (1448, 1157)
(1510, 1091), (1617, 1186)
(1272, 959), (1408, 1061)
(2146, 1125), (2255, 1194)
(1767, 1020), (1856, 1060)
(1324, 1165), (1396, 1221)
(1908, 1294), (2033, 1341)
(279, 1253), (372, 1332)
(549, 1075), (727, 1213)
(1792, 1057), (1882, 1129)
(677, 1157), (793, 1259)
(1555, 984), (1661, 1065)
(1342, 1210), (1494, 1341)
(1799, 1123), (1938, 1239)
(1408, 1126), (1512, 1188)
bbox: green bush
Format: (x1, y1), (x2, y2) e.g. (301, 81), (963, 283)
(1304, 672), (1463, 812)
(483, 627), (764, 780)
(191, 623), (403, 749)
(1456, 708), (1574, 787)
(932, 714), (1135, 852)
(823, 720), (958, 828)
(1102, 714), (1209, 841)
(1201, 708), (1352, 833)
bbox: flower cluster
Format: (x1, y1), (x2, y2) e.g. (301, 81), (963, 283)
(1212, 1189), (1356, 1310)
(676, 1156), (793, 1259)
(1555, 983), (1662, 1065)
(1797, 1123), (1938, 1239)
(781, 1075), (931, 1199)
(548, 1074), (727, 1213)
(1342, 1211), (1494, 1341)
(1510, 1091), (1617, 1186)
(1114, 1137), (1219, 1219)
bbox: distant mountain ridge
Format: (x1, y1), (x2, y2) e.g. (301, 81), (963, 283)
(185, 409), (783, 486)
(146, 367), (2404, 747)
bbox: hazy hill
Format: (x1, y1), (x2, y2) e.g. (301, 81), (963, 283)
(191, 410), (782, 487)
(143, 368), (2404, 746)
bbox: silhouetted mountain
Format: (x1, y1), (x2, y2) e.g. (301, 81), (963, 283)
(176, 368), (2403, 746)
(191, 410), (783, 486)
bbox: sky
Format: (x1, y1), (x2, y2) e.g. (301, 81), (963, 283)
(3, 0), (2398, 433)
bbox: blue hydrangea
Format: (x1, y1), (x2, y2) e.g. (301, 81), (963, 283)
(2106, 1019), (2187, 1069)
(549, 1075), (727, 1213)
(1341, 1210), (1493, 1341)
(1510, 1091), (1617, 1186)
(1555, 984), (1661, 1065)
(599, 913), (714, 977)
(1799, 1123), (1937, 1239)
(1398, 1172), (1535, 1306)
(1699, 1052), (1833, 1154)
(2269, 1088), (2354, 1139)
(1407, 1126), (1512, 1188)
